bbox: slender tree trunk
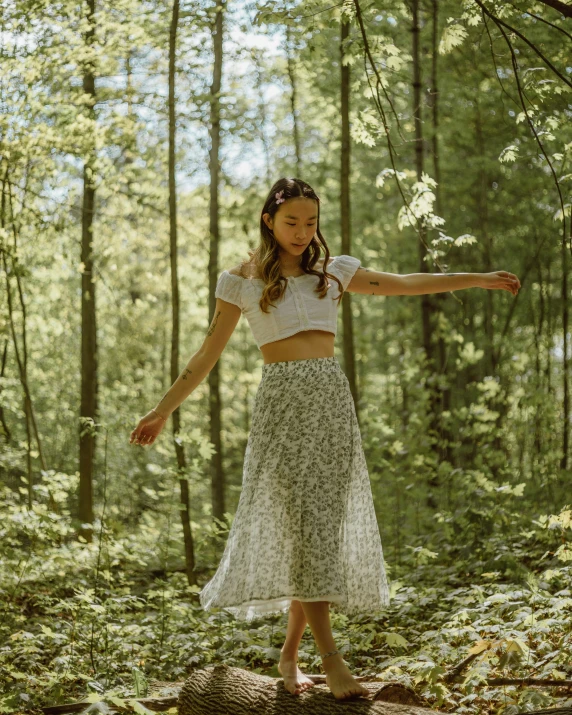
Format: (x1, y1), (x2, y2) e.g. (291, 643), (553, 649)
(1, 170), (51, 507)
(428, 0), (453, 465)
(79, 0), (98, 542)
(547, 260), (553, 397)
(475, 102), (494, 376)
(286, 24), (302, 178)
(532, 258), (543, 462)
(560, 221), (570, 469)
(0, 339), (10, 443)
(412, 0), (433, 371)
(340, 17), (360, 423)
(207, 0), (226, 523)
(168, 0), (196, 585)
(412, 0), (440, 504)
(475, 101), (506, 472)
(429, 0), (441, 212)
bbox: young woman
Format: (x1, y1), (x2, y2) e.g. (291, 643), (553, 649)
(130, 177), (520, 701)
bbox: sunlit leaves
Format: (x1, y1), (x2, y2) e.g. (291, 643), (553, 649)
(438, 22), (468, 55)
(499, 145), (519, 163)
(397, 191), (444, 231)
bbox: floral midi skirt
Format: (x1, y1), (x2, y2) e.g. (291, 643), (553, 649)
(198, 356), (390, 622)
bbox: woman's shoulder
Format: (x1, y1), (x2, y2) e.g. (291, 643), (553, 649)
(227, 259), (262, 280)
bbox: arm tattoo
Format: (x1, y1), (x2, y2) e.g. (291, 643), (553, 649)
(181, 368), (192, 380)
(369, 280), (379, 286)
(206, 310), (221, 337)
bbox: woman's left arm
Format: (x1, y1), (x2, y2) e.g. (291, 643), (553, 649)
(346, 267), (520, 297)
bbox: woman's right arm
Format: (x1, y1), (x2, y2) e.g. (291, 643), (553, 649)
(130, 297), (242, 446)
(156, 298), (242, 417)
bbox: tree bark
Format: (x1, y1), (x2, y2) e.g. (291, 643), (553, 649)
(178, 664), (432, 715)
(560, 219), (570, 469)
(168, 0), (196, 585)
(2, 168), (50, 505)
(79, 0), (98, 542)
(340, 16), (360, 425)
(474, 101), (494, 377)
(412, 0), (440, 504)
(207, 0), (226, 523)
(286, 24), (302, 179)
(428, 0), (453, 466)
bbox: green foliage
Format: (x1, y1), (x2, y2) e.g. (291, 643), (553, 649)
(1, 0), (570, 713)
(2, 472), (572, 713)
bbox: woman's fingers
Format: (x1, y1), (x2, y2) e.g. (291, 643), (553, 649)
(130, 421), (161, 446)
(130, 412), (168, 445)
(490, 271), (519, 295)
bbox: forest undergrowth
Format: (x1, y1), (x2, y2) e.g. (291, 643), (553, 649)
(1, 469), (571, 715)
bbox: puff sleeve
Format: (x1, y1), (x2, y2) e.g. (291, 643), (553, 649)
(332, 255), (361, 290)
(215, 271), (244, 310)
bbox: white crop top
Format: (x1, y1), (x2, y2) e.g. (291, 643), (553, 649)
(214, 254), (361, 349)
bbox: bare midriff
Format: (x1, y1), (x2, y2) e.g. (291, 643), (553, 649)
(260, 329), (335, 365)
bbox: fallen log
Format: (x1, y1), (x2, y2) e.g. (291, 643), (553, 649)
(443, 652), (480, 683)
(177, 663), (434, 714)
(41, 694), (178, 714)
(39, 668), (572, 715)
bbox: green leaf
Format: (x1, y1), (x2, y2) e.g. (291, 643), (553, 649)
(384, 632), (409, 648)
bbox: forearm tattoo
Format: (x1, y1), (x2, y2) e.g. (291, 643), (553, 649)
(181, 368), (192, 380)
(206, 310), (221, 337)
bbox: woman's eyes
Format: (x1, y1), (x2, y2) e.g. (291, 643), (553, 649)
(286, 223), (316, 226)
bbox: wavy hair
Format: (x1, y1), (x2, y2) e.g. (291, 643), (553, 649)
(240, 178), (345, 313)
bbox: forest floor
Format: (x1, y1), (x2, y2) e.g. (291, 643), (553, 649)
(2, 492), (572, 715)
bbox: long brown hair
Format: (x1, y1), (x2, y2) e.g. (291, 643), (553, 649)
(240, 178), (345, 313)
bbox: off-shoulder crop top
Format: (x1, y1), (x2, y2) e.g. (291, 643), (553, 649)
(214, 254), (361, 349)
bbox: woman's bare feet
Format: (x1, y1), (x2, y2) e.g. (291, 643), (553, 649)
(322, 653), (369, 700)
(278, 651), (316, 695)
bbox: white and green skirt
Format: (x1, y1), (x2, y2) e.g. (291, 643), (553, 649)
(199, 356), (390, 622)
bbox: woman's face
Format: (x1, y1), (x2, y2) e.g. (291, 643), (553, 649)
(263, 197), (318, 257)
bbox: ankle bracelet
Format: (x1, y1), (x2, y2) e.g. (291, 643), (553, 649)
(320, 649), (339, 659)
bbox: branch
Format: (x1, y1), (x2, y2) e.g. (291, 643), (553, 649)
(533, 0), (572, 18)
(471, 0), (572, 89)
(352, 0), (456, 287)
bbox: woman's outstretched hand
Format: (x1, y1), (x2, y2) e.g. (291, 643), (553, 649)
(130, 410), (168, 447)
(480, 271), (520, 296)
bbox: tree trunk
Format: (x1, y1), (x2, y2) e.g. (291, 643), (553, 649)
(79, 0), (98, 542)
(340, 17), (360, 425)
(286, 24), (302, 179)
(168, 0), (196, 586)
(207, 0), (226, 523)
(428, 0), (453, 466)
(560, 220), (570, 469)
(412, 0), (439, 504)
(474, 101), (494, 377)
(1, 170), (51, 507)
(0, 338), (10, 443)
